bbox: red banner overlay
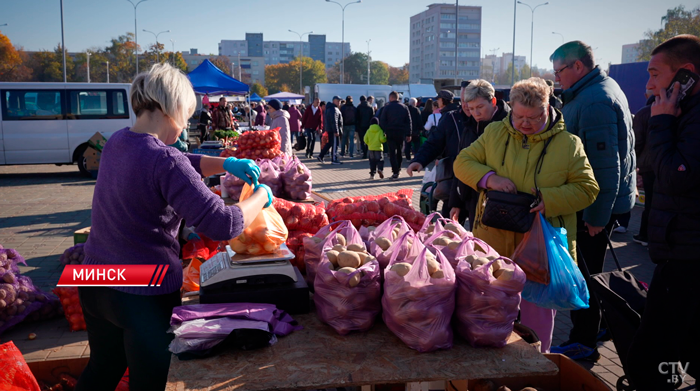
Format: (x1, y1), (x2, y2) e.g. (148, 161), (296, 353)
(57, 265), (170, 287)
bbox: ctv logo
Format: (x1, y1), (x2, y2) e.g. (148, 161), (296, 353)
(659, 362), (690, 384)
(57, 265), (169, 287)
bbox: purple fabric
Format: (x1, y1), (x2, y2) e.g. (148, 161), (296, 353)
(83, 128), (245, 295)
(520, 299), (556, 353)
(170, 302), (303, 337)
(173, 318), (270, 339)
(478, 171), (495, 190)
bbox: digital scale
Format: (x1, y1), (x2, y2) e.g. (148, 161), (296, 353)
(199, 140), (224, 149)
(199, 244), (310, 314)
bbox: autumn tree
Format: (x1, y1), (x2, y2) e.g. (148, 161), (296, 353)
(24, 44), (75, 82)
(0, 31), (32, 81)
(519, 64), (531, 80)
(209, 56), (232, 76)
(265, 57), (327, 94)
(388, 63), (409, 85)
(103, 33), (139, 83)
(328, 53), (391, 85)
(637, 6), (700, 60)
(250, 82), (268, 97)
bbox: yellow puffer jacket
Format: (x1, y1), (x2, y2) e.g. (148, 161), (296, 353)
(453, 108), (599, 262)
(363, 124), (387, 151)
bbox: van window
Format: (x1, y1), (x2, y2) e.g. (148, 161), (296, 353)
(67, 89), (129, 119)
(1, 90), (64, 120)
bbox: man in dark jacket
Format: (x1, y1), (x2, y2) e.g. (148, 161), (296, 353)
(405, 98), (423, 160)
(549, 41), (636, 361)
(631, 94), (656, 246)
(213, 97), (234, 130)
(447, 80), (511, 227)
(356, 95), (374, 159)
(627, 35), (700, 391)
(318, 96), (343, 165)
(340, 96), (357, 157)
(379, 91), (412, 179)
(301, 97), (323, 158)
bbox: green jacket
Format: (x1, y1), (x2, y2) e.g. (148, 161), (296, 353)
(454, 108), (599, 262)
(363, 124), (387, 151)
(561, 66), (636, 226)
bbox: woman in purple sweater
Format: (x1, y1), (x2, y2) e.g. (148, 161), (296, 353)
(75, 63), (273, 391)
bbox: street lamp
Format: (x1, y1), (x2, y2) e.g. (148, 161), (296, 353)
(0, 23), (7, 27)
(366, 39), (371, 85)
(142, 29), (170, 62)
(126, 0), (148, 76)
(60, 0), (67, 82)
(511, 0), (517, 85)
(517, 1), (549, 78)
(325, 0), (362, 84)
(86, 51), (91, 83)
(454, 0), (459, 86)
(289, 29), (313, 95)
(105, 61), (110, 83)
(169, 39), (176, 64)
(552, 31), (565, 44)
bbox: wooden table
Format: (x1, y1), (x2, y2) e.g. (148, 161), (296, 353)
(166, 307), (558, 391)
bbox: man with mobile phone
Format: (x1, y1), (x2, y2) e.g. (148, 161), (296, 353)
(627, 34), (700, 391)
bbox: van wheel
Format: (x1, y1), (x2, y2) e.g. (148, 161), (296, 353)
(75, 144), (91, 177)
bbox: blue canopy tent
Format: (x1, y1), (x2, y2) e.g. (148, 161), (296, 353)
(188, 59), (249, 95)
(249, 93), (262, 102)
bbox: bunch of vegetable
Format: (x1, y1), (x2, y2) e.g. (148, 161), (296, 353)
(52, 287), (86, 332)
(214, 129), (238, 140)
(219, 148), (237, 158)
(314, 240), (381, 335)
(327, 190), (413, 211)
(236, 129), (281, 150)
(226, 184), (288, 255)
(326, 191), (424, 230)
(285, 231), (313, 273)
(454, 255), (526, 348)
(280, 156), (312, 200)
(0, 248), (61, 335)
(273, 198), (328, 234)
(382, 238), (456, 352)
(59, 243), (85, 266)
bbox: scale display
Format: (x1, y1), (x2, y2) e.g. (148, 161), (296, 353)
(199, 244), (296, 288)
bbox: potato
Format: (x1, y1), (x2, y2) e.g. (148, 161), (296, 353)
(363, 254), (377, 265)
(495, 268), (514, 281)
(465, 254), (479, 265)
(491, 258), (503, 272)
(337, 267), (361, 287)
(338, 251), (361, 268)
(432, 237), (451, 247)
(335, 233), (347, 246)
(447, 241), (460, 250)
(486, 255), (498, 261)
(472, 257), (490, 269)
(375, 237), (392, 251)
(357, 252), (368, 263)
(229, 239), (248, 254)
(431, 269), (445, 279)
(427, 258), (441, 275)
(496, 386), (512, 391)
(332, 244), (346, 253)
(311, 236), (323, 244)
(444, 222), (462, 235)
(326, 262), (335, 270)
(426, 225), (435, 235)
(347, 243), (365, 252)
(390, 262), (412, 277)
(326, 250), (340, 267)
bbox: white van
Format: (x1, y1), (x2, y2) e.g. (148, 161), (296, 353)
(0, 82), (136, 175)
(314, 84), (392, 106)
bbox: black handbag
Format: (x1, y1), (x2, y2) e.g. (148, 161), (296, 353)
(481, 137), (553, 233)
(432, 113), (460, 201)
(293, 133), (307, 151)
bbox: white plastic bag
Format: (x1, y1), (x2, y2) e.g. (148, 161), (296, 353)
(422, 165), (436, 184)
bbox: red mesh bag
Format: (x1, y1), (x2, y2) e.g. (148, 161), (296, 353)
(273, 198), (328, 234)
(233, 147), (283, 160)
(327, 189), (413, 211)
(0, 341), (41, 391)
(182, 234), (220, 262)
(52, 287), (85, 332)
(327, 197), (425, 231)
(286, 230), (314, 273)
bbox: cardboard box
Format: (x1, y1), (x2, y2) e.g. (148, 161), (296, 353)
(87, 132), (108, 152)
(83, 146), (101, 170)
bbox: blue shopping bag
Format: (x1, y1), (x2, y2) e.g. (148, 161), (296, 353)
(521, 213), (590, 311)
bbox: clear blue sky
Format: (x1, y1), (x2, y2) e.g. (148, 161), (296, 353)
(0, 0), (693, 72)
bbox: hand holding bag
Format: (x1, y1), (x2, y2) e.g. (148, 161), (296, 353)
(481, 137), (552, 233)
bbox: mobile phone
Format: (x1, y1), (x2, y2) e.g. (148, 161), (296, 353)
(666, 69), (699, 103)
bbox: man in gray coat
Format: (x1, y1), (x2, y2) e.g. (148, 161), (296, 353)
(549, 41), (636, 361)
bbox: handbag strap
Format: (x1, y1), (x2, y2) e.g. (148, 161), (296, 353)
(533, 137), (554, 197)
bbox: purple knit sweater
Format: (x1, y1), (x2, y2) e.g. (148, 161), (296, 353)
(83, 128), (244, 295)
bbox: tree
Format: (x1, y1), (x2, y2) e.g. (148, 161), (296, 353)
(388, 63), (409, 85)
(210, 56), (232, 76)
(104, 33), (139, 83)
(250, 82), (268, 97)
(519, 64), (531, 80)
(0, 32), (31, 81)
(25, 44), (75, 82)
(637, 6), (700, 61)
(265, 56), (327, 94)
(370, 61), (389, 85)
(167, 52), (188, 73)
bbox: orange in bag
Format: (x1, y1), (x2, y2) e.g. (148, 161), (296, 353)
(228, 183), (288, 255)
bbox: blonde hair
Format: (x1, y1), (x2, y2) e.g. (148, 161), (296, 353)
(462, 79), (495, 103)
(130, 63), (196, 129)
(509, 77), (550, 109)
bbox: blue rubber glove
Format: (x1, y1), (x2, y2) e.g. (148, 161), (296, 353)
(187, 232), (201, 241)
(223, 157), (260, 186)
(255, 184), (273, 208)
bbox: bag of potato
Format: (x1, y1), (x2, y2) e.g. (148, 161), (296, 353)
(454, 256), (526, 348)
(423, 229), (466, 267)
(382, 238), (456, 352)
(449, 237), (501, 269)
(368, 216), (414, 269)
(417, 213), (471, 242)
(313, 240), (381, 335)
(227, 184), (288, 255)
(302, 221), (361, 286)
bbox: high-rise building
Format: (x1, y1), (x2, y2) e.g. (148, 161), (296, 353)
(409, 3), (482, 84)
(621, 43), (641, 64)
(219, 34), (350, 69)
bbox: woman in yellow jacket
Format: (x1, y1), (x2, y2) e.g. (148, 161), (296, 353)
(454, 77), (599, 353)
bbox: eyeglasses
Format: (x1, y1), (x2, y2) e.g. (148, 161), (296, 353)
(512, 110), (546, 125)
(553, 64), (570, 76)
